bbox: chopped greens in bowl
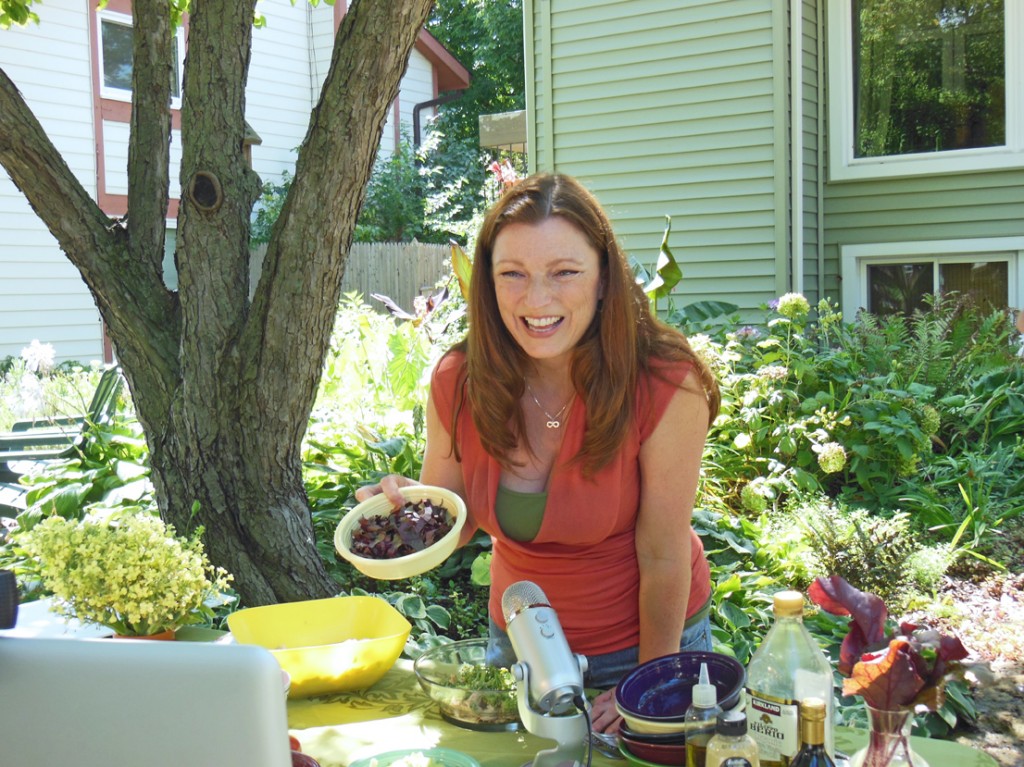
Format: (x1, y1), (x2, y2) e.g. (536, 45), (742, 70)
(413, 638), (519, 731)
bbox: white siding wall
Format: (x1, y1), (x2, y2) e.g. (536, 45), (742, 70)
(0, 1), (440, 364)
(309, 3), (336, 96)
(381, 47), (436, 156)
(0, 0), (103, 363)
(247, 3), (320, 185)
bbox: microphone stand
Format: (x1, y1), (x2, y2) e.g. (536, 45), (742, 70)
(512, 657), (589, 767)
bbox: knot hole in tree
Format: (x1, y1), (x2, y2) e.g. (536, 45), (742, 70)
(188, 171), (223, 213)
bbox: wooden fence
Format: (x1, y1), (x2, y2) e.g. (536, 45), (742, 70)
(250, 241), (451, 313)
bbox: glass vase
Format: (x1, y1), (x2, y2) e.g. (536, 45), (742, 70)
(850, 705), (930, 767)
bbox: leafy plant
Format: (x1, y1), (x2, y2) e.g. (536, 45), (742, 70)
(809, 575), (969, 711)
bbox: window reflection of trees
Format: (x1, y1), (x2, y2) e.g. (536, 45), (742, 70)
(101, 18), (181, 99)
(867, 260), (1009, 318)
(868, 263), (933, 317)
(101, 20), (133, 92)
(854, 0), (1005, 158)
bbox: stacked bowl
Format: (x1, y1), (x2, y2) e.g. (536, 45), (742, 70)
(613, 651), (746, 765)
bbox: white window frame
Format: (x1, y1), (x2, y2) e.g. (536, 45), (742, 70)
(97, 9), (184, 109)
(841, 237), (1024, 316)
(827, 0), (1024, 181)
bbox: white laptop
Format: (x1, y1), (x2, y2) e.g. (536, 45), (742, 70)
(0, 636), (292, 767)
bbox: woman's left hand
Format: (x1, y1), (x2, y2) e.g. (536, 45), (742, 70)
(590, 688), (622, 733)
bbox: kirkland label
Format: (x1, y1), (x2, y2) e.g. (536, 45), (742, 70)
(746, 691), (799, 766)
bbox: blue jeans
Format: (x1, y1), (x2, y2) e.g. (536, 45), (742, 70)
(486, 612), (713, 690)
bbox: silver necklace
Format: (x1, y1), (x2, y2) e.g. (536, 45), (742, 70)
(525, 384), (572, 429)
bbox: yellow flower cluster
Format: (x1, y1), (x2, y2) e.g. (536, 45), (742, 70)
(21, 513), (233, 637)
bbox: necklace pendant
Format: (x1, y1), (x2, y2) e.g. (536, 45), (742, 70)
(546, 419), (560, 429)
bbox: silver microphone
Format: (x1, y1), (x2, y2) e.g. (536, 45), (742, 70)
(501, 580), (585, 714)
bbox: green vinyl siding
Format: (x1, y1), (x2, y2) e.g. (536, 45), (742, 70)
(527, 0), (790, 314)
(527, 0), (1022, 317)
(824, 171), (1024, 245)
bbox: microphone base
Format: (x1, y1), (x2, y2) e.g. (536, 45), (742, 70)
(514, 663), (588, 767)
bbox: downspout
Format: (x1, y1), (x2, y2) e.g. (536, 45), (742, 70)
(790, 0), (804, 294)
(817, 0), (826, 301)
(413, 93), (464, 148)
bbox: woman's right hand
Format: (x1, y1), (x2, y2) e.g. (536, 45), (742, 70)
(354, 474), (420, 507)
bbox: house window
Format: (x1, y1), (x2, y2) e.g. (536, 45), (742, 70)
(98, 10), (183, 106)
(828, 0), (1023, 180)
(842, 238), (1023, 318)
(866, 260), (1008, 317)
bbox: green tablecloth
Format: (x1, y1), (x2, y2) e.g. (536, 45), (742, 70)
(287, 661), (995, 767)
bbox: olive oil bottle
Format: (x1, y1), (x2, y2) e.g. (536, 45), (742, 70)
(744, 591), (835, 767)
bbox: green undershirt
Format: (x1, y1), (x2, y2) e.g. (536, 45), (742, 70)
(495, 484), (546, 542)
(493, 483), (712, 630)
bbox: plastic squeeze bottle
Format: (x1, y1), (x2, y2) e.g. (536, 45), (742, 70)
(685, 662), (723, 767)
(744, 591), (835, 767)
(705, 709), (760, 767)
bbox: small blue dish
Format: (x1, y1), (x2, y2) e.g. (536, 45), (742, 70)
(615, 651), (745, 722)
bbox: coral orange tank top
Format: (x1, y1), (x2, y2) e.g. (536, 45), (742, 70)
(430, 351), (712, 656)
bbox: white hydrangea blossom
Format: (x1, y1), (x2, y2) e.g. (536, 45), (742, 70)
(20, 339), (56, 373)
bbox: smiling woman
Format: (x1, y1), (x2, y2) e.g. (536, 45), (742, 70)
(355, 173), (721, 733)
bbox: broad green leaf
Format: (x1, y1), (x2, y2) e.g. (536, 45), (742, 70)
(425, 604), (451, 630)
(395, 594), (427, 620)
(470, 551), (492, 586)
(718, 601), (752, 630)
(450, 240), (472, 302)
(679, 300), (738, 323)
(642, 216), (683, 299)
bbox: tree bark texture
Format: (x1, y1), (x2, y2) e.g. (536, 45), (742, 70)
(0, 0), (435, 605)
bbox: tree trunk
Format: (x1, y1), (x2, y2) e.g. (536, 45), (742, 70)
(0, 0), (436, 606)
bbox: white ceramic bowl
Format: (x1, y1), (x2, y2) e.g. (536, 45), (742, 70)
(334, 485), (467, 580)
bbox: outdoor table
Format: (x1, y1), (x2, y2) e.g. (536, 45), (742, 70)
(287, 660), (997, 767)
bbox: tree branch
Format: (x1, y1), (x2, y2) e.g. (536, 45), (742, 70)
(127, 0), (174, 275)
(0, 66), (180, 426)
(243, 0), (434, 448)
(176, 0), (261, 392)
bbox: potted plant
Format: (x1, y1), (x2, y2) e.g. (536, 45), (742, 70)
(20, 510), (232, 638)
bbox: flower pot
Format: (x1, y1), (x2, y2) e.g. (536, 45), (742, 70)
(113, 629), (176, 641)
(850, 705), (930, 767)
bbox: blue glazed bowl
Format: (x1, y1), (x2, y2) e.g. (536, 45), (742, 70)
(615, 651), (745, 723)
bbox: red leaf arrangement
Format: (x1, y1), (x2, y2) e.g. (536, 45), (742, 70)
(809, 575), (969, 711)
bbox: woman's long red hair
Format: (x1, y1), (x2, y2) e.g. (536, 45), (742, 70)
(448, 173), (720, 475)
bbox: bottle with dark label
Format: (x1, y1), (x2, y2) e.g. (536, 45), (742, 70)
(744, 591), (835, 767)
(790, 698), (837, 767)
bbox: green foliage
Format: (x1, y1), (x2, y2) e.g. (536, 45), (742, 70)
(0, 0), (38, 29)
(249, 171), (291, 246)
(0, 360), (106, 432)
(356, 133), (434, 243)
(770, 496), (921, 608)
(6, 286), (1020, 741)
(692, 508), (775, 664)
(425, 0), (525, 145)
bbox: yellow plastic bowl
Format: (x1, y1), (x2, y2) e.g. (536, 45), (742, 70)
(226, 596), (411, 698)
(334, 485), (467, 580)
